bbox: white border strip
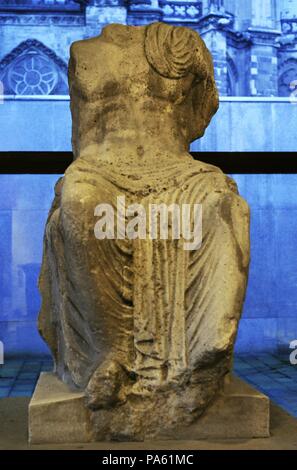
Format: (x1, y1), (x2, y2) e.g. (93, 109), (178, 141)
(0, 95), (70, 101)
(220, 96), (293, 103)
(0, 95), (294, 103)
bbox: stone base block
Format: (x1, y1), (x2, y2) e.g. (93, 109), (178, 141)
(29, 373), (270, 444)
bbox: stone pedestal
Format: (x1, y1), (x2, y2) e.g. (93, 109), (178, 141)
(29, 373), (270, 444)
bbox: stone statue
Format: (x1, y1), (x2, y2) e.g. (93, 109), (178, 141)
(37, 22), (250, 440)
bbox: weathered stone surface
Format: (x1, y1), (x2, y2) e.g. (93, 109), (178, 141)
(35, 22), (253, 440)
(29, 373), (269, 443)
(29, 373), (93, 444)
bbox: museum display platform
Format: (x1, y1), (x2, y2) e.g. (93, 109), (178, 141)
(1, 396), (297, 450)
(28, 374), (269, 444)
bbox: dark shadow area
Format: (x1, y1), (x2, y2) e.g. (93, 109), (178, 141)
(0, 152), (297, 174)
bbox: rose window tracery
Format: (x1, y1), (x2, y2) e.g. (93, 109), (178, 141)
(8, 52), (58, 95)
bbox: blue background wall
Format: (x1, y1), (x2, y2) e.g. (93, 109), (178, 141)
(0, 0), (297, 357)
(1, 173), (297, 356)
(0, 96), (296, 152)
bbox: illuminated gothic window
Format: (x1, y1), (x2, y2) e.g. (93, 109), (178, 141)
(0, 40), (68, 95)
(226, 55), (238, 96)
(8, 53), (58, 95)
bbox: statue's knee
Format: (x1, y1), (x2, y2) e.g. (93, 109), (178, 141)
(219, 192), (250, 270)
(219, 192), (250, 228)
(61, 186), (95, 242)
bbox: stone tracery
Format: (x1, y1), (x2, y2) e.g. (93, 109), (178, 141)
(0, 0), (296, 97)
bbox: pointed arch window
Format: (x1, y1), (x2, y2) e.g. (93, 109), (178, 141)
(278, 59), (297, 98)
(0, 40), (68, 95)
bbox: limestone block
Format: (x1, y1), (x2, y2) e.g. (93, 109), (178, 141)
(29, 373), (269, 443)
(29, 373), (93, 444)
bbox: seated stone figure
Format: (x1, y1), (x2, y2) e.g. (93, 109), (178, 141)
(38, 22), (250, 440)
